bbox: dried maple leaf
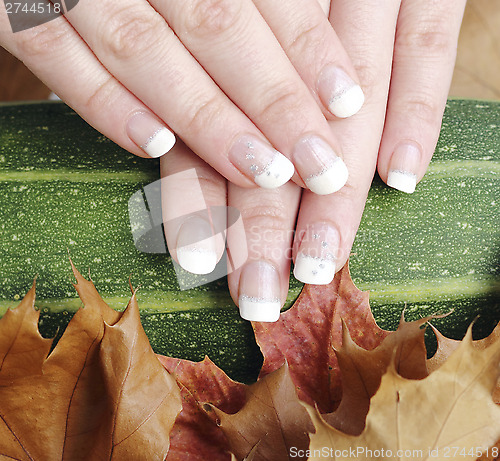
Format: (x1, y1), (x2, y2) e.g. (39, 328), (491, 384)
(158, 355), (245, 461)
(0, 267), (181, 460)
(427, 322), (500, 461)
(213, 363), (313, 461)
(305, 327), (500, 460)
(429, 321), (500, 403)
(325, 313), (431, 435)
(0, 279), (51, 381)
(155, 264), (394, 460)
(231, 446), (257, 461)
(252, 264), (389, 413)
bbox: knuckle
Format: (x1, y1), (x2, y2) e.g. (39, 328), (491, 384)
(258, 81), (305, 126)
(185, 0), (240, 37)
(396, 19), (456, 56)
(287, 20), (326, 60)
(329, 176), (363, 206)
(183, 95), (226, 134)
(350, 60), (380, 101)
(100, 7), (166, 60)
(83, 77), (117, 113)
(242, 196), (290, 233)
(193, 167), (227, 199)
(400, 95), (441, 124)
(15, 22), (67, 58)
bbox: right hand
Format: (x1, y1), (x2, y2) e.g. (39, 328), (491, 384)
(0, 0), (364, 195)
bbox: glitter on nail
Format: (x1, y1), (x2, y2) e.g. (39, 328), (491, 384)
(313, 234), (320, 240)
(312, 270), (318, 275)
(250, 164), (258, 172)
(246, 153), (255, 160)
(321, 241), (328, 248)
(247, 142), (254, 149)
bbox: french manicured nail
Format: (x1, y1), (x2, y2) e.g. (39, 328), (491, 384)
(238, 261), (281, 322)
(293, 135), (348, 195)
(229, 136), (294, 189)
(176, 216), (218, 275)
(294, 223), (339, 285)
(318, 66), (365, 118)
(127, 111), (176, 158)
(387, 142), (422, 194)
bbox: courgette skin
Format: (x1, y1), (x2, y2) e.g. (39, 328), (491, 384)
(0, 100), (499, 383)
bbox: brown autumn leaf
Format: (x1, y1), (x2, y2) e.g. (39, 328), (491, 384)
(204, 266), (499, 460)
(305, 326), (500, 461)
(212, 313), (435, 460)
(213, 362), (313, 461)
(158, 355), (245, 461)
(427, 322), (500, 461)
(155, 263), (396, 460)
(252, 264), (390, 413)
(0, 279), (51, 381)
(325, 313), (431, 436)
(429, 321), (500, 404)
(0, 267), (182, 460)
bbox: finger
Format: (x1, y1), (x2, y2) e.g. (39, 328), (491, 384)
(378, 0), (467, 193)
(227, 182), (301, 322)
(0, 7), (175, 160)
(253, 0), (365, 119)
(5, 2), (292, 189)
(150, 0), (350, 195)
(160, 142), (227, 275)
(293, 0), (403, 284)
(316, 0), (331, 16)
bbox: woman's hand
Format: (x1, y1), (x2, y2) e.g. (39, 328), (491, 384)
(0, 0), (364, 195)
(291, 0), (467, 288)
(159, 0), (467, 322)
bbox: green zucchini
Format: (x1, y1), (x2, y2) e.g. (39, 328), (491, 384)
(0, 100), (499, 383)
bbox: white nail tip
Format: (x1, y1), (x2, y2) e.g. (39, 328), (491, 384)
(239, 296), (281, 322)
(387, 170), (417, 194)
(329, 85), (365, 118)
(142, 127), (176, 158)
(294, 254), (335, 285)
(177, 248), (218, 275)
(305, 158), (348, 195)
(254, 153), (295, 189)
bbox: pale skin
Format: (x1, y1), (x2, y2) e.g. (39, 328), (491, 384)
(0, 0), (467, 321)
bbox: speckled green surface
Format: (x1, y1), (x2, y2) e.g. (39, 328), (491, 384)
(0, 100), (498, 382)
(350, 99), (500, 338)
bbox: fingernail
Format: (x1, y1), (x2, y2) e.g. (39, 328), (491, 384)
(127, 111), (176, 158)
(294, 223), (339, 285)
(387, 141), (422, 194)
(318, 66), (365, 118)
(238, 261), (281, 322)
(292, 135), (348, 195)
(228, 136), (294, 189)
(176, 216), (218, 275)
